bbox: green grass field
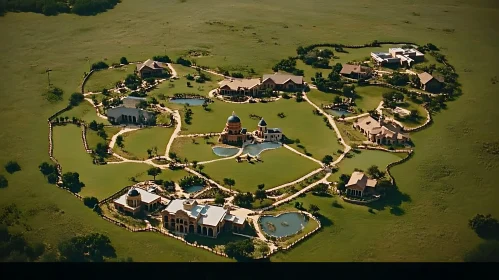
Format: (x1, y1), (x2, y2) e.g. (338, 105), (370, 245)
(64, 101), (111, 125)
(85, 65), (136, 93)
(1, 0), (498, 262)
(114, 127), (174, 160)
(202, 147), (319, 192)
(170, 136), (221, 163)
(178, 98), (343, 161)
(53, 125), (188, 199)
(86, 126), (121, 150)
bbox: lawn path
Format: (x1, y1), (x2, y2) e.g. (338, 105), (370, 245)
(282, 144), (324, 166)
(343, 113), (369, 121)
(167, 63), (178, 78)
(108, 127), (141, 149)
(84, 98), (107, 120)
(265, 167), (324, 192)
(197, 147), (244, 165)
(164, 109), (182, 160)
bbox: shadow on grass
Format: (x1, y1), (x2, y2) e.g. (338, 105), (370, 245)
(332, 200), (344, 209)
(316, 214), (334, 228)
(369, 184), (411, 216)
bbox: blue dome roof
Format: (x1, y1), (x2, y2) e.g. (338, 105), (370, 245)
(258, 118), (267, 126)
(227, 112), (241, 123)
(128, 188), (140, 197)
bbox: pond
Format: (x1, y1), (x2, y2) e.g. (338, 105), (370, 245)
(169, 98), (206, 106)
(183, 185), (204, 193)
(326, 108), (352, 117)
(242, 142), (281, 157)
(259, 212), (309, 238)
(212, 146), (240, 157)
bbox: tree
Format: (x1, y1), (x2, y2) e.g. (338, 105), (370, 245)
(233, 192), (254, 208)
(214, 195), (225, 205)
(464, 240), (499, 262)
(47, 173), (58, 185)
(147, 167), (162, 181)
(83, 197), (99, 209)
(410, 109), (419, 119)
(367, 165), (385, 179)
(94, 143), (108, 158)
(169, 152), (177, 160)
(89, 120), (98, 131)
(0, 175), (7, 188)
(39, 162), (56, 176)
(4, 161), (21, 174)
(116, 135), (124, 149)
(468, 214), (499, 239)
(224, 239), (255, 261)
(198, 164), (205, 173)
(333, 96), (342, 104)
(147, 148), (153, 158)
(120, 57), (128, 65)
(223, 178), (236, 192)
(91, 61), (109, 71)
(58, 233), (116, 262)
(69, 92), (84, 106)
(257, 184), (265, 190)
(62, 172), (84, 191)
(308, 204), (320, 216)
(192, 160), (198, 169)
(255, 189), (267, 202)
(321, 155), (333, 165)
(312, 183), (329, 195)
(152, 55), (171, 63)
(332, 63), (343, 74)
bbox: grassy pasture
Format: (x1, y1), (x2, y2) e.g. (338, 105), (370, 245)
(170, 136), (221, 163)
(0, 0), (498, 262)
(85, 65), (136, 93)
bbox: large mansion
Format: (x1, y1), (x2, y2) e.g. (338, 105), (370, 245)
(113, 187), (162, 216)
(107, 96), (154, 125)
(353, 115), (409, 145)
(161, 199), (246, 238)
(371, 47), (424, 67)
(218, 73), (304, 96)
(218, 112), (283, 145)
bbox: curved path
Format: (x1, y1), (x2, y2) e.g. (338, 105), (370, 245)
(283, 144), (324, 166)
(266, 167), (324, 192)
(109, 127), (140, 149)
(84, 98), (107, 120)
(167, 63), (178, 78)
(164, 110), (182, 160)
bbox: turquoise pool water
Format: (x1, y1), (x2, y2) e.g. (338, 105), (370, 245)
(212, 146), (240, 157)
(242, 142), (281, 157)
(169, 98), (206, 106)
(259, 212), (309, 238)
(184, 185), (204, 193)
(326, 108), (352, 117)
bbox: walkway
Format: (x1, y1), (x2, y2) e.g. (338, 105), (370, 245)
(84, 98), (107, 120)
(343, 113), (369, 121)
(270, 172), (332, 208)
(164, 110), (182, 160)
(282, 144), (323, 166)
(109, 127), (140, 149)
(176, 132), (221, 138)
(167, 63), (178, 78)
(266, 167), (324, 192)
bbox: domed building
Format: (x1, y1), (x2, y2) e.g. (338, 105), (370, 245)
(254, 117), (283, 142)
(113, 186), (162, 216)
(218, 111), (248, 145)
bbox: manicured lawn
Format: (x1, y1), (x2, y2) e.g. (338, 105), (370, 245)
(170, 136), (221, 163)
(1, 0), (498, 262)
(178, 98), (343, 161)
(53, 125), (188, 199)
(185, 232), (247, 250)
(384, 100), (428, 128)
(354, 86), (395, 113)
(336, 120), (368, 146)
(202, 147), (319, 192)
(85, 65), (136, 93)
(64, 101), (111, 125)
(114, 127), (175, 160)
(306, 89), (341, 107)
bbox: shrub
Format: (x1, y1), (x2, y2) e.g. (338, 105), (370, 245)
(153, 55), (171, 63)
(176, 57), (192, 67)
(231, 72), (244, 78)
(47, 173), (58, 184)
(91, 61), (109, 71)
(120, 57), (128, 65)
(0, 175), (8, 188)
(468, 214), (499, 239)
(5, 161), (21, 174)
(71, 0), (120, 16)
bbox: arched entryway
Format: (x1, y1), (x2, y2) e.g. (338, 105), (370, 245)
(179, 225), (184, 233)
(189, 225), (195, 233)
(202, 227), (207, 236)
(208, 228), (214, 237)
(197, 225), (201, 234)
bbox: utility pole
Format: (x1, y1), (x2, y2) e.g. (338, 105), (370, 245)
(164, 44), (167, 56)
(46, 69), (52, 87)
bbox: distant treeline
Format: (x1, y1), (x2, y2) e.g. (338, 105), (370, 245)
(0, 0), (120, 16)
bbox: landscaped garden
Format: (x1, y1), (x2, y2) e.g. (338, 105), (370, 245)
(170, 136), (222, 163)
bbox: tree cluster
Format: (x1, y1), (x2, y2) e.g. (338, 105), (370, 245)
(178, 175), (204, 189)
(83, 196), (99, 209)
(311, 64), (345, 92)
(4, 161), (21, 174)
(336, 173), (351, 192)
(382, 91), (404, 109)
(233, 192), (254, 208)
(124, 74), (142, 90)
(230, 72), (244, 78)
(58, 233), (116, 262)
(69, 92), (84, 106)
(224, 239), (255, 261)
(0, 175), (7, 188)
(91, 61), (109, 71)
(152, 55), (171, 63)
(62, 172), (84, 192)
(468, 214), (499, 239)
(176, 57), (192, 67)
(38, 162), (58, 184)
(299, 48), (333, 69)
(184, 106), (193, 124)
(0, 225), (45, 262)
(272, 57), (304, 76)
(385, 72), (409, 86)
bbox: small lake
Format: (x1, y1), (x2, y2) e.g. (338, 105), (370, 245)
(259, 212), (309, 238)
(183, 185), (204, 193)
(169, 98), (206, 106)
(212, 146), (240, 157)
(326, 108), (352, 117)
(242, 142), (281, 157)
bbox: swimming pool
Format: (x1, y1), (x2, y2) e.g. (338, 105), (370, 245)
(183, 185), (204, 193)
(242, 142), (281, 157)
(326, 108), (352, 117)
(212, 146), (240, 157)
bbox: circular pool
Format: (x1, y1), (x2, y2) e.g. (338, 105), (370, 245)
(183, 185), (204, 193)
(326, 108), (352, 117)
(259, 212), (309, 238)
